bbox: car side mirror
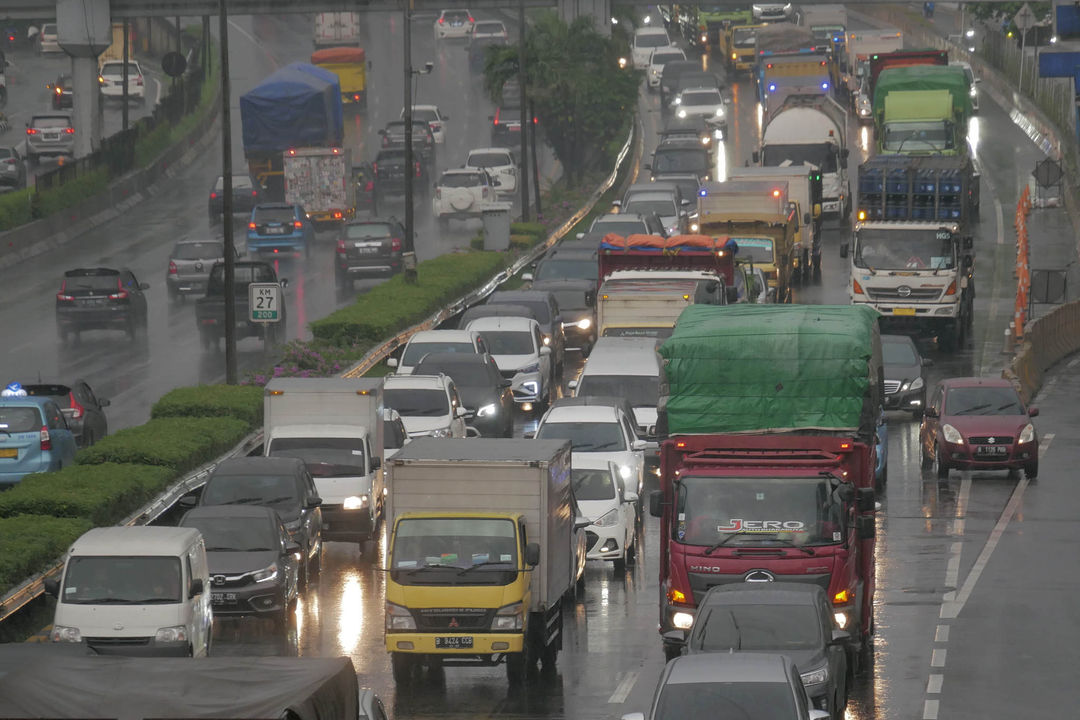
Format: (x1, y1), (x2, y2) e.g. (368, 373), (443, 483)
(500, 379), (512, 388)
(611, 200), (622, 209)
(856, 515), (875, 540)
(623, 490), (639, 504)
(725, 286), (739, 304)
(803, 212), (811, 226)
(1028, 407), (1039, 417)
(632, 439), (648, 452)
(751, 150), (760, 163)
(378, 129), (387, 136)
(521, 272), (534, 282)
(524, 541), (541, 566)
(567, 379), (578, 390)
(681, 198), (691, 207)
(306, 496), (323, 508)
(963, 237), (974, 250)
(100, 398), (111, 407)
(188, 578), (204, 599)
(456, 406), (471, 418)
(44, 577), (60, 597)
(661, 629), (687, 649)
(487, 115), (494, 121)
(443, 114), (450, 120)
(280, 278), (289, 288)
(576, 232), (584, 240)
(285, 541), (302, 555)
(139, 282), (150, 290)
(839, 242), (849, 259)
(841, 148), (850, 161)
(649, 490), (663, 517)
(539, 346), (552, 356)
(643, 163), (652, 171)
(386, 357), (399, 368)
(523, 430), (536, 439)
(809, 711), (831, 720)
(179, 495), (197, 508)
(922, 358), (934, 367)
(924, 407), (939, 419)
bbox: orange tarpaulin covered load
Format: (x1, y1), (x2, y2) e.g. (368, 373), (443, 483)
(599, 233), (739, 254)
(596, 234), (739, 284)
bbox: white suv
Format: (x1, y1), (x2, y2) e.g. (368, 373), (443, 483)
(464, 147), (517, 197)
(465, 315), (551, 413)
(434, 9), (474, 39)
(648, 47), (686, 91)
(388, 328), (488, 375)
(383, 374), (469, 438)
(98, 60), (146, 103)
(432, 169), (495, 230)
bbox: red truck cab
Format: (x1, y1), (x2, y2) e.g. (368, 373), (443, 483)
(867, 48), (947, 96)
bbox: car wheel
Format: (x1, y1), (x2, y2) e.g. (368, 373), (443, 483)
(308, 544), (322, 581)
(1024, 459), (1038, 480)
(935, 444), (950, 479)
(613, 544), (627, 572)
(920, 439), (932, 469)
(126, 319), (138, 342)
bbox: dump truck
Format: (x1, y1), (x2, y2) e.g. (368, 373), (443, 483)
(283, 146), (356, 225)
(721, 22), (765, 73)
(597, 233), (738, 288)
(845, 154), (978, 350)
(652, 304), (881, 666)
(873, 65), (973, 156)
(314, 12), (362, 46)
(384, 439), (578, 685)
(867, 48), (948, 99)
(797, 4), (847, 58)
(696, 5), (753, 47)
(311, 47), (367, 110)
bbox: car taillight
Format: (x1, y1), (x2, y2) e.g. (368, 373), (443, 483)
(40, 427), (52, 451)
(336, 238), (346, 254)
(364, 180), (374, 191)
(210, 191), (217, 199)
(469, 16), (475, 22)
(56, 280), (73, 302)
(493, 107), (500, 126)
(55, 86), (63, 95)
(333, 211), (343, 219)
(294, 220), (303, 228)
(7, 34), (14, 42)
(136, 77), (144, 86)
(372, 162), (378, 175)
(354, 93), (361, 101)
(3, 158), (14, 165)
(391, 237), (402, 252)
(251, 190), (257, 196)
(64, 128), (74, 134)
(430, 122), (441, 131)
(68, 392), (85, 420)
(108, 279), (128, 300)
(169, 260), (178, 275)
(415, 162), (421, 177)
(26, 128), (37, 135)
(438, 16), (444, 23)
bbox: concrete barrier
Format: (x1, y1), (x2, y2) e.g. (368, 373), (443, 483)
(1003, 300), (1080, 402)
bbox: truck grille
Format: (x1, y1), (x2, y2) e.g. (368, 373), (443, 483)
(884, 380), (902, 395)
(865, 287), (942, 302)
(687, 571), (831, 605)
(413, 608), (493, 631)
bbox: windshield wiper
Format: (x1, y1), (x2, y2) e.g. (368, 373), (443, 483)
(996, 402), (1019, 412)
(458, 561), (517, 575)
(76, 597), (136, 604)
(703, 531), (750, 555)
(204, 547), (242, 552)
(955, 403), (991, 415)
(220, 497), (265, 505)
(403, 563), (460, 576)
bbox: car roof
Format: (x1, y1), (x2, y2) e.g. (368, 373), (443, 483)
(666, 653), (793, 684)
(531, 279), (593, 292)
(680, 86), (722, 96)
(489, 289), (554, 303)
(347, 216), (399, 226)
(392, 437), (568, 463)
(656, 137), (709, 150)
(384, 374), (451, 390)
(700, 581), (828, 607)
(459, 304), (539, 326)
(465, 315), (537, 332)
(212, 456), (305, 476)
(0, 396), (52, 410)
(468, 147), (514, 156)
(440, 168), (484, 175)
(624, 191), (676, 203)
(181, 505), (281, 522)
(635, 26), (670, 36)
(593, 212), (648, 224)
(408, 329), (477, 343)
(69, 527), (203, 556)
(543, 404), (619, 423)
(940, 377), (1014, 389)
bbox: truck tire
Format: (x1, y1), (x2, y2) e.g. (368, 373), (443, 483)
(391, 653), (416, 684)
(505, 641), (534, 683)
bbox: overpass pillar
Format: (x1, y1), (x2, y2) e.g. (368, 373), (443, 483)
(56, 0), (112, 158)
(558, 0), (612, 37)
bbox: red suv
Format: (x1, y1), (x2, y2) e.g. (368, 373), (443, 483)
(920, 377), (1039, 479)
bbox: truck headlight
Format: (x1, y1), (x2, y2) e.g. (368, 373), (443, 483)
(594, 508), (620, 527)
(619, 465), (632, 479)
(386, 602), (417, 630)
(672, 612), (695, 630)
(51, 625), (81, 643)
(942, 423), (963, 445)
(576, 318), (592, 330)
(714, 106), (724, 117)
(834, 611), (848, 629)
(154, 625), (189, 643)
(253, 564), (279, 583)
(542, 334), (551, 346)
(476, 403), (497, 417)
(800, 665), (829, 685)
(1018, 423), (1036, 444)
(677, 109), (688, 118)
(492, 602), (524, 630)
(969, 86), (977, 97)
(343, 495), (369, 510)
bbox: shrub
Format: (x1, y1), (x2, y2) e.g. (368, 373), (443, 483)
(0, 188), (34, 231)
(510, 221), (548, 240)
(311, 251), (507, 347)
(76, 416), (250, 475)
(0, 463), (175, 526)
(34, 169), (111, 219)
(0, 515), (93, 594)
(152, 384), (264, 428)
(509, 234), (537, 250)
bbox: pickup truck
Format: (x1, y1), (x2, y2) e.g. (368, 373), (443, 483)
(195, 260), (288, 351)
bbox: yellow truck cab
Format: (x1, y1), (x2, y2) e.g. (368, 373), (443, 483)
(724, 23), (766, 73)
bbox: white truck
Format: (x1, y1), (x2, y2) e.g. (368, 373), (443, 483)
(846, 28), (903, 112)
(314, 12), (362, 47)
(264, 377), (384, 556)
(757, 93), (850, 218)
(384, 439), (578, 684)
(597, 274), (719, 339)
(283, 147), (356, 226)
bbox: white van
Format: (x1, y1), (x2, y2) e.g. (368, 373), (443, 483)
(569, 336), (662, 442)
(46, 526), (213, 657)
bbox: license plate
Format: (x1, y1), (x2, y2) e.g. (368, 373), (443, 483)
(891, 308), (916, 316)
(211, 592), (237, 604)
(44, 133), (59, 141)
(976, 445), (1008, 456)
(435, 636), (473, 649)
(265, 226), (287, 234)
(79, 298), (105, 306)
(0, 448), (16, 458)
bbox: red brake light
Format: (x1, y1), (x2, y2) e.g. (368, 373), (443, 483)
(26, 128), (37, 135)
(675, 441), (687, 449)
(40, 427), (51, 452)
(64, 128), (74, 134)
(372, 162), (378, 174)
(438, 16), (444, 23)
(493, 107), (500, 126)
(169, 260), (178, 275)
(415, 162), (421, 177)
(210, 191), (217, 199)
(354, 93), (361, 101)
(248, 222), (257, 230)
(391, 237), (402, 252)
(333, 211), (343, 219)
(435, 187), (442, 199)
(3, 158), (14, 165)
(469, 16), (475, 22)
(108, 279), (128, 300)
(364, 180), (374, 191)
(251, 190), (257, 196)
(336, 238), (346, 253)
(68, 392), (85, 420)
(294, 220), (303, 228)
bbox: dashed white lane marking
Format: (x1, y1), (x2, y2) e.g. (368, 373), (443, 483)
(935, 625), (949, 643)
(608, 670), (638, 704)
(927, 674), (944, 694)
(931, 648), (947, 667)
(924, 699), (940, 720)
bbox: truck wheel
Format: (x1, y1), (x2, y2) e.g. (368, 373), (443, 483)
(935, 444), (950, 479)
(539, 636), (558, 674)
(505, 642), (534, 684)
(391, 653), (416, 684)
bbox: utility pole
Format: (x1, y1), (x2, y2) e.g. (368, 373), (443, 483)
(402, 0), (418, 283)
(219, 0), (238, 384)
(530, 98), (542, 215)
(121, 19), (129, 132)
(517, 0), (530, 221)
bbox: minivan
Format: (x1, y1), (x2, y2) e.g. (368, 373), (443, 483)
(570, 336), (662, 446)
(46, 526), (213, 657)
(0, 395), (77, 486)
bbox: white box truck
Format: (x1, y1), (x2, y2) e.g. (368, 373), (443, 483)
(383, 438), (578, 685)
(314, 12), (362, 47)
(283, 147), (356, 225)
(264, 377), (384, 555)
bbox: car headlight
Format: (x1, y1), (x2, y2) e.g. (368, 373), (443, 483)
(476, 403), (497, 417)
(618, 57), (628, 69)
(677, 109), (688, 118)
(619, 465), (632, 479)
(594, 508), (620, 527)
(577, 317), (592, 330)
(701, 135), (711, 145)
(715, 106), (724, 117)
(1019, 423), (1036, 444)
(385, 602), (417, 630)
(542, 334), (551, 346)
(901, 376), (924, 392)
(672, 611), (695, 629)
(492, 602), (524, 630)
(834, 611), (848, 628)
(690, 222), (700, 232)
(942, 423), (963, 445)
(969, 86), (977, 97)
(430, 427), (452, 438)
(673, 97), (682, 105)
(800, 665), (830, 686)
(343, 494), (369, 510)
(284, 521), (300, 539)
(154, 625), (189, 644)
(51, 625), (81, 643)
(519, 361), (540, 374)
(253, 564), (279, 583)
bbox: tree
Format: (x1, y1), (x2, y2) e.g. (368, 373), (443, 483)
(484, 12), (642, 186)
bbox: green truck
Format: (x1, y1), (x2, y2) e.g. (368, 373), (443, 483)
(695, 5), (753, 47)
(873, 65), (972, 156)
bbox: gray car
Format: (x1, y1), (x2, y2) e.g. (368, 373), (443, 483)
(25, 114), (74, 164)
(882, 333), (930, 417)
(167, 238), (235, 301)
(0, 146), (26, 190)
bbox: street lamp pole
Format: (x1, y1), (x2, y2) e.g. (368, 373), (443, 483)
(403, 0), (418, 283)
(218, 0), (238, 384)
(518, 0), (530, 220)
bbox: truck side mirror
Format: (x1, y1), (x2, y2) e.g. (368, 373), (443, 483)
(649, 490), (663, 517)
(857, 487), (876, 513)
(856, 515), (875, 539)
(524, 542), (540, 566)
(831, 628), (851, 644)
(371, 456), (381, 471)
(386, 357), (399, 368)
(751, 150), (760, 164)
(188, 578), (204, 599)
(839, 243), (849, 259)
(44, 577), (60, 597)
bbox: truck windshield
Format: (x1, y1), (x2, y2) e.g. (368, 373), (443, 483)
(674, 475), (845, 547)
(391, 517), (518, 585)
(733, 28), (757, 47)
(267, 437), (366, 477)
(761, 143), (836, 173)
(729, 237), (775, 265)
(882, 121), (953, 152)
(62, 556), (182, 604)
(854, 228), (956, 270)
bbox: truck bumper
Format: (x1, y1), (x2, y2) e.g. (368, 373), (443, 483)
(386, 632), (524, 655)
(822, 198), (842, 215)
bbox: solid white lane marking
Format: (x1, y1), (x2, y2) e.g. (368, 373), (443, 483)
(931, 648), (947, 667)
(994, 196), (1005, 245)
(927, 674), (944, 694)
(924, 699), (940, 720)
(608, 671), (638, 704)
(154, 78), (162, 106)
(945, 543), (962, 589)
(935, 625), (950, 643)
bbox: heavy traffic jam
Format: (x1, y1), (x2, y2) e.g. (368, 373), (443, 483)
(0, 3), (1064, 720)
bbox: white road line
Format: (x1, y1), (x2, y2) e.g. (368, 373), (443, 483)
(931, 648), (947, 667)
(154, 78), (162, 106)
(934, 624), (950, 643)
(1069, 356), (1080, 368)
(941, 433), (1054, 619)
(994, 195), (1005, 245)
(927, 674), (944, 694)
(608, 671), (638, 704)
(945, 542), (962, 589)
(923, 699), (940, 720)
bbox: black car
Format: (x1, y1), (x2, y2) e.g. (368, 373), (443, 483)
(354, 161), (377, 215)
(23, 380), (110, 447)
(531, 279), (596, 354)
(209, 173), (264, 225)
(485, 289), (566, 373)
(179, 505), (301, 627)
(882, 334), (930, 417)
(48, 72), (73, 109)
(659, 59), (701, 106)
(413, 352), (513, 437)
(647, 138), (713, 181)
(588, 211), (667, 238)
(677, 583), (850, 720)
(660, 113), (722, 148)
(527, 247), (599, 287)
(379, 120), (436, 168)
(335, 216), (406, 288)
(189, 456), (323, 586)
(373, 147), (428, 202)
(55, 267), (149, 344)
(456, 302), (540, 330)
(490, 105), (522, 146)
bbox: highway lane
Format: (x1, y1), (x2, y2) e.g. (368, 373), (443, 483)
(0, 10), (554, 433)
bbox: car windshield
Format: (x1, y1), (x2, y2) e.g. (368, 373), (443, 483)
(475, 22), (504, 33)
(61, 556), (182, 605)
(636, 32), (670, 48)
(653, 149), (707, 173)
(440, 173), (485, 188)
(591, 219), (648, 236)
(183, 516), (278, 552)
(468, 153), (511, 168)
(173, 242), (224, 260)
(345, 223), (394, 240)
(536, 258), (596, 281)
(401, 341), (476, 366)
(412, 108), (439, 121)
(882, 121), (953, 152)
(253, 207), (296, 224)
(214, 175), (253, 190)
(761, 143), (836, 173)
(384, 419), (407, 449)
(733, 27), (757, 46)
(694, 603), (821, 651)
(480, 330), (534, 355)
(549, 289), (589, 311)
(100, 62), (140, 76)
(572, 468), (617, 500)
(207, 265), (275, 292)
(729, 237), (774, 264)
(536, 421), (626, 451)
(417, 362), (493, 386)
(655, 680), (798, 720)
(675, 475), (845, 547)
(576, 374), (659, 406)
(945, 386), (1025, 416)
(855, 228), (956, 271)
(63, 273), (119, 291)
(626, 199), (677, 216)
(384, 388), (450, 417)
(883, 339), (919, 365)
(663, 177), (702, 200)
(33, 117), (72, 129)
(267, 437), (366, 477)
(652, 51), (683, 65)
(391, 518), (518, 585)
(681, 90), (722, 106)
(0, 406), (40, 433)
(201, 473), (300, 521)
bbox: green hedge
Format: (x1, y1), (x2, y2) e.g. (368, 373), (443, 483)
(0, 515), (93, 593)
(0, 463), (175, 526)
(511, 221), (547, 240)
(76, 416), (250, 475)
(152, 384), (263, 428)
(311, 251), (507, 346)
(0, 189), (34, 229)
